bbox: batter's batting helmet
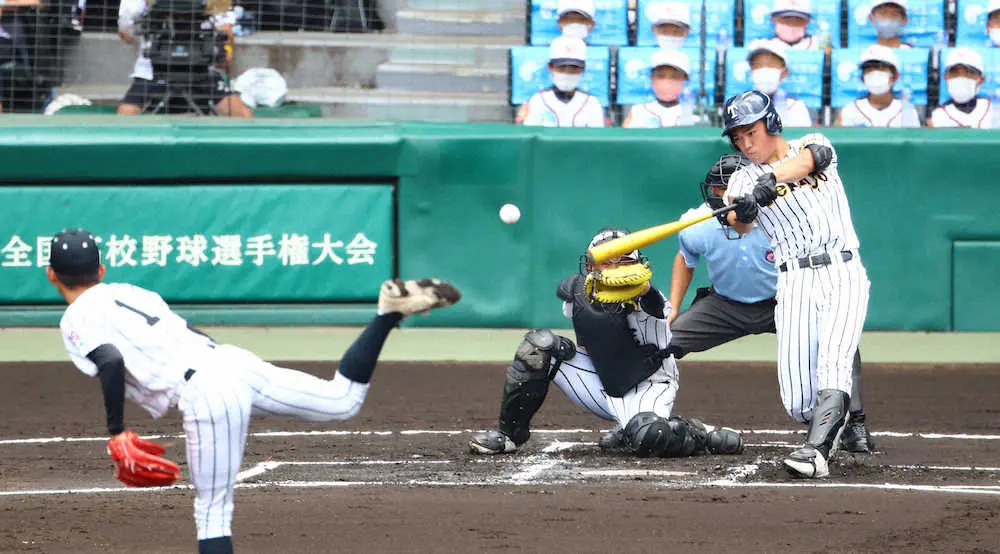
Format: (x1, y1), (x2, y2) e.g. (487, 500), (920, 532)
(721, 90), (782, 138)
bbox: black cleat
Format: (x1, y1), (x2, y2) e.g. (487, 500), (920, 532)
(840, 412), (875, 454)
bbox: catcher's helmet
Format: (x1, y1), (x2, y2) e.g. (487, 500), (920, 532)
(579, 227), (646, 273)
(721, 90), (782, 138)
(700, 153), (750, 209)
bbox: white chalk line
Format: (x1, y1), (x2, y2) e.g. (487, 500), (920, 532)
(3, 428), (1000, 446)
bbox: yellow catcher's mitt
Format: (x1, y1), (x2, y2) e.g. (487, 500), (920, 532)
(584, 262), (652, 305)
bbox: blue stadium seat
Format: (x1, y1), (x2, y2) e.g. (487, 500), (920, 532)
(938, 47), (1000, 103)
(530, 0), (629, 46)
(830, 47), (931, 107)
(723, 47), (825, 109)
(509, 46), (613, 107)
(846, 0), (946, 48)
(616, 47), (717, 106)
(742, 0), (842, 47)
(955, 0), (996, 47)
(635, 0), (737, 48)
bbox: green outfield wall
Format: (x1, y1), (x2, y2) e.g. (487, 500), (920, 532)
(0, 117), (995, 331)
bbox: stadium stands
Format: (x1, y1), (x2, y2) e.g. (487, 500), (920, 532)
(938, 46), (1000, 102)
(831, 46), (931, 108)
(724, 46), (824, 109)
(845, 0), (947, 49)
(510, 45), (612, 106)
(617, 46), (717, 105)
(742, 0), (841, 47)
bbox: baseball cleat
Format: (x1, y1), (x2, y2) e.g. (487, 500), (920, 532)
(840, 412), (876, 454)
(378, 278), (461, 317)
(598, 426), (628, 452)
(469, 429), (518, 455)
(783, 446), (829, 479)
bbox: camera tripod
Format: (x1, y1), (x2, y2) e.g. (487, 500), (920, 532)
(142, 76), (220, 116)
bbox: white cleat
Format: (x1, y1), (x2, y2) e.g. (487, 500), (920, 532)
(378, 278), (461, 317)
(783, 446), (829, 479)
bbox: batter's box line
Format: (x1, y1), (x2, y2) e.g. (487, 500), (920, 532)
(235, 458), (452, 483)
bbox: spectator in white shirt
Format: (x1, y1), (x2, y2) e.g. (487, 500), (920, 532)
(837, 44), (921, 127)
(928, 47), (996, 128)
(746, 39), (812, 127)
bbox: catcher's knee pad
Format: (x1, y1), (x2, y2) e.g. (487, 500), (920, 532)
(498, 329), (576, 445)
(623, 413), (708, 458)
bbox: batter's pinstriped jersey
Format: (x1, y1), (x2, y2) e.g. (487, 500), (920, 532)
(61, 282), (217, 418)
(725, 133), (860, 268)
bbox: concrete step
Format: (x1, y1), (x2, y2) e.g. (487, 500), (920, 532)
(63, 32), (519, 88)
(54, 84), (513, 122)
(408, 0), (524, 11)
(396, 8), (525, 36)
(376, 62), (508, 93)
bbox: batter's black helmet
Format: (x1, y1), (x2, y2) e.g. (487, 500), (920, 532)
(721, 90), (782, 138)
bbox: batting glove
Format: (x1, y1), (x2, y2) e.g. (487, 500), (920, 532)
(753, 172), (779, 207)
(734, 195), (758, 223)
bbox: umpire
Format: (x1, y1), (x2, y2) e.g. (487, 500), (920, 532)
(666, 153), (874, 454)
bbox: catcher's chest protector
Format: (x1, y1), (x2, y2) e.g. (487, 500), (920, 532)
(558, 274), (662, 397)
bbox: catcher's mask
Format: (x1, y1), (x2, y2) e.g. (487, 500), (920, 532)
(579, 227), (647, 274)
(700, 154), (749, 240)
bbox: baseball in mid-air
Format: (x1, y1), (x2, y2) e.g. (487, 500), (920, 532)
(499, 203), (521, 224)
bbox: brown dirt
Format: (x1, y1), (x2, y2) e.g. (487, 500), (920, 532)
(1, 361), (999, 553)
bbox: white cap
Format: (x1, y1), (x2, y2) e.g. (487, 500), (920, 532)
(870, 0), (907, 14)
(859, 43), (900, 71)
(944, 47), (985, 74)
(771, 0), (812, 19)
(650, 48), (691, 76)
(557, 0), (595, 20)
(589, 229), (640, 261)
(746, 38), (788, 65)
(648, 1), (691, 27)
(549, 36), (587, 66)
(990, 0), (1000, 15)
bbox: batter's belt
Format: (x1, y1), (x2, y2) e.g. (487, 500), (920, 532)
(779, 251), (854, 272)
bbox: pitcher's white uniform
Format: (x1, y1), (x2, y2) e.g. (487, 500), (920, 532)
(549, 289), (680, 426)
(725, 133), (870, 423)
(838, 97), (921, 128)
(516, 88), (606, 127)
(929, 98), (997, 129)
(61, 283), (369, 541)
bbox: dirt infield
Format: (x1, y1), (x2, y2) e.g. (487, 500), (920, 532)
(1, 360), (999, 553)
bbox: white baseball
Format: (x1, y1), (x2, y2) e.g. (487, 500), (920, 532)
(499, 203), (521, 224)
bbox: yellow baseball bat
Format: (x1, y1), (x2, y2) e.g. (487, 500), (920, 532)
(588, 205), (736, 264)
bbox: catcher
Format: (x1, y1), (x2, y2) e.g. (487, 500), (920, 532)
(46, 228), (460, 554)
(469, 228), (744, 458)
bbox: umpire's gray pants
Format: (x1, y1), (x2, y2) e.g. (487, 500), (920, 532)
(669, 288), (864, 412)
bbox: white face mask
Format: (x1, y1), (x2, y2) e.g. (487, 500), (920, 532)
(561, 23), (590, 40)
(656, 35), (686, 48)
(751, 67), (783, 95)
(551, 71), (582, 92)
(863, 70), (893, 95)
(990, 28), (1000, 46)
(947, 77), (979, 104)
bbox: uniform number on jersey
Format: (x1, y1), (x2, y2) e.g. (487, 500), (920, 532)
(115, 300), (160, 326)
(776, 171), (827, 197)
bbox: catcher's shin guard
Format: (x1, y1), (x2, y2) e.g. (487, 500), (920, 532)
(496, 329), (576, 446)
(623, 413), (709, 458)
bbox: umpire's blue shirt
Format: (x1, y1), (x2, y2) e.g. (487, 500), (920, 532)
(678, 204), (777, 303)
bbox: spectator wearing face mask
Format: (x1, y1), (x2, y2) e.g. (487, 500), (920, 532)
(928, 48), (995, 128)
(837, 44), (921, 127)
(622, 48), (696, 127)
(515, 36), (605, 127)
(745, 39), (812, 127)
(557, 0), (595, 43)
(868, 0), (913, 49)
(986, 0), (1000, 47)
(648, 1), (691, 49)
(769, 0), (819, 50)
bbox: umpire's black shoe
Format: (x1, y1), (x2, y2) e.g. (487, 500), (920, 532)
(839, 412), (875, 454)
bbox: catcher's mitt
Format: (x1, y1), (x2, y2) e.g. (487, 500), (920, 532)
(585, 262), (652, 305)
(107, 431), (181, 487)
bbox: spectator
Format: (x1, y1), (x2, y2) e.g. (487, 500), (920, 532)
(746, 39), (812, 127)
(928, 47), (996, 128)
(557, 0), (595, 42)
(869, 0), (912, 49)
(116, 0), (252, 117)
(987, 0), (1000, 47)
(647, 1), (691, 49)
(0, 0), (43, 113)
(837, 44), (921, 127)
(622, 48), (696, 128)
(769, 0), (819, 50)
(515, 36), (604, 127)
